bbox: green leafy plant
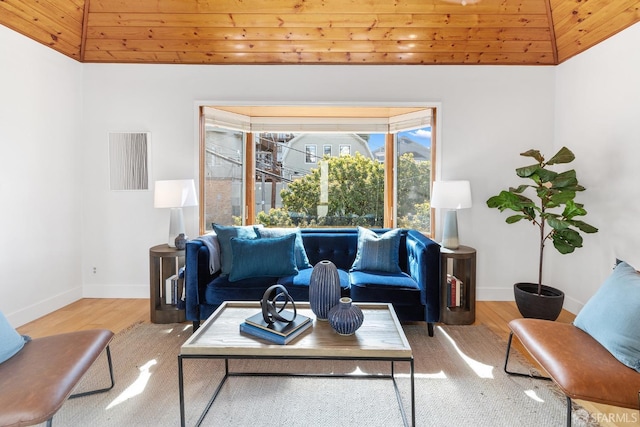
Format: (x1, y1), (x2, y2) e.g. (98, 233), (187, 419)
(486, 146), (598, 295)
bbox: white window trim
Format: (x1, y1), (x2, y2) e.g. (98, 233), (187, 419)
(203, 105), (431, 133)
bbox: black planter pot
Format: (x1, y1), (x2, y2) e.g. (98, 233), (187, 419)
(513, 282), (565, 321)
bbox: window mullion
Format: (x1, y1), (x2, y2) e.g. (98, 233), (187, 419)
(245, 132), (255, 225)
(384, 133), (395, 228)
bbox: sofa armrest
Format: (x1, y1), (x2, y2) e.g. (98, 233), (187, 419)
(184, 240), (218, 321)
(405, 230), (441, 323)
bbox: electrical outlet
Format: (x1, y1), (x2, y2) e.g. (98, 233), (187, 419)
(92, 267), (97, 274)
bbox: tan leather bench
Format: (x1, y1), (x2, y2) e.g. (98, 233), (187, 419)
(504, 318), (640, 426)
(0, 329), (115, 427)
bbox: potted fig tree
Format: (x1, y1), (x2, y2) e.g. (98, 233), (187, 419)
(486, 146), (598, 320)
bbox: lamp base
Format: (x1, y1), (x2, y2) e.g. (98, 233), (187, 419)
(441, 210), (459, 250)
(168, 207), (185, 248)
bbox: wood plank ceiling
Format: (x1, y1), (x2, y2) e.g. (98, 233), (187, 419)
(1, 0), (638, 65)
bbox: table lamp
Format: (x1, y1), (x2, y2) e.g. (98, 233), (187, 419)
(430, 180), (472, 249)
(154, 179), (198, 247)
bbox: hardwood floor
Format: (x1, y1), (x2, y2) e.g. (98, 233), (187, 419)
(16, 299), (638, 426)
(16, 298), (148, 338)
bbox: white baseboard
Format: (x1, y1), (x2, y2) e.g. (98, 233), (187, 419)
(477, 287), (582, 315)
(476, 287), (514, 301)
(561, 296), (583, 316)
(9, 288), (82, 327)
(82, 284), (149, 299)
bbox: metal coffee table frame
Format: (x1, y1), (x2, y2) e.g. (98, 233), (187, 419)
(178, 301), (415, 427)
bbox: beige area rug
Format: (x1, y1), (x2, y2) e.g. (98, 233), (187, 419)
(46, 322), (598, 427)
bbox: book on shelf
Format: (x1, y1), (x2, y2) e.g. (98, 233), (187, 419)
(244, 310), (312, 337)
(447, 274), (464, 308)
(240, 319), (312, 345)
(165, 274), (179, 305)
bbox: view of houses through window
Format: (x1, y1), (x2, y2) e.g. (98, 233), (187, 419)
(201, 107), (434, 234)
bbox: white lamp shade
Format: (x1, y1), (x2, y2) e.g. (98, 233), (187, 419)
(430, 180), (472, 209)
(154, 179), (198, 247)
(154, 179), (198, 208)
(431, 180), (472, 250)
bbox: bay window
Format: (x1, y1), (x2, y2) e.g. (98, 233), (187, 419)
(200, 105), (435, 235)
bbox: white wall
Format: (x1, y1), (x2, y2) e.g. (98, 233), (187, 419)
(0, 25), (84, 326)
(79, 64), (555, 306)
(551, 22), (640, 312)
(4, 22), (637, 326)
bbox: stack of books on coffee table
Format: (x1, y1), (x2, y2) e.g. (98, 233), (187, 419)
(240, 311), (312, 345)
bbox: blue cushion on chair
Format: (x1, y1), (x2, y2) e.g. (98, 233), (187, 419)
(351, 227), (402, 273)
(255, 227), (313, 270)
(212, 224), (258, 275)
(228, 234), (298, 282)
(574, 261), (640, 372)
(0, 312), (29, 364)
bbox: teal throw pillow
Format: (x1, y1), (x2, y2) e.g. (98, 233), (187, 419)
(351, 227), (402, 273)
(255, 227), (312, 270)
(212, 224), (258, 275)
(228, 234), (298, 282)
(574, 261), (640, 372)
(0, 311), (30, 364)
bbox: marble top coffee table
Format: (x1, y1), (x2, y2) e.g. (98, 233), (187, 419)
(178, 301), (414, 426)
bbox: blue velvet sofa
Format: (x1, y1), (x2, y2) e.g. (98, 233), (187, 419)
(184, 227), (441, 336)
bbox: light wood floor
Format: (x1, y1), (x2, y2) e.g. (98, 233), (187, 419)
(17, 299), (638, 426)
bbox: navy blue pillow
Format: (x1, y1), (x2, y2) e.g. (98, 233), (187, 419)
(351, 227), (402, 273)
(228, 234), (298, 282)
(255, 227), (312, 270)
(212, 224), (258, 275)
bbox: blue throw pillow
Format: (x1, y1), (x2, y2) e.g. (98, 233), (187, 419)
(574, 261), (640, 372)
(255, 227), (312, 270)
(351, 227), (402, 273)
(228, 234), (298, 282)
(212, 224), (258, 275)
(0, 312), (30, 364)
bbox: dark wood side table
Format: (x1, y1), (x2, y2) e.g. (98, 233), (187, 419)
(440, 245), (476, 325)
(149, 244), (186, 324)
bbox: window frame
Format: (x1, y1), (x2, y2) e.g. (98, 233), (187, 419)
(305, 144), (318, 164)
(198, 104), (439, 238)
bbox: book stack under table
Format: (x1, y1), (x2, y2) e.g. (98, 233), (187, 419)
(239, 311), (312, 345)
(446, 274), (465, 308)
(440, 245), (476, 325)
